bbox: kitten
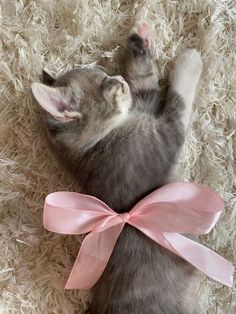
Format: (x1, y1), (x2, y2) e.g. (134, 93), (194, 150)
(31, 21), (203, 314)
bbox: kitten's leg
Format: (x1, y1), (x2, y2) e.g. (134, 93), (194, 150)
(166, 49), (203, 132)
(158, 50), (202, 182)
(125, 21), (158, 92)
(124, 21), (160, 113)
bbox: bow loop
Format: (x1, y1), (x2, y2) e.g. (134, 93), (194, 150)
(44, 191), (116, 234)
(129, 202), (221, 234)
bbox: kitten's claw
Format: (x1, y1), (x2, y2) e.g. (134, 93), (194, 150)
(130, 21), (152, 49)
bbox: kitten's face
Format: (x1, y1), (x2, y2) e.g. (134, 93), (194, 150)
(31, 67), (132, 126)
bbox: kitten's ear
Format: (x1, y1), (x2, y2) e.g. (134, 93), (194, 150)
(31, 82), (81, 122)
(41, 69), (56, 86)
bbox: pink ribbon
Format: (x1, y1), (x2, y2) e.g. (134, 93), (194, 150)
(43, 182), (234, 289)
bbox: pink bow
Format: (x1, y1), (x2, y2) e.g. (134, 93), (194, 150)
(44, 182), (234, 289)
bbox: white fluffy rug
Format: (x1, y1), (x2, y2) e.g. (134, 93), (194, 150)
(0, 0), (235, 313)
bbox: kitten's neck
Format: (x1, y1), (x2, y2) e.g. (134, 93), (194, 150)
(82, 113), (130, 151)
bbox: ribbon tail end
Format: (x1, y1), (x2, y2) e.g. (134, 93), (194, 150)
(65, 282), (91, 290)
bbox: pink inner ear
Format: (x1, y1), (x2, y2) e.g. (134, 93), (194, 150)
(31, 82), (75, 122)
(46, 95), (65, 115)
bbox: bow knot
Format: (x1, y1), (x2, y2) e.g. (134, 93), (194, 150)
(119, 212), (130, 222)
(44, 182), (234, 290)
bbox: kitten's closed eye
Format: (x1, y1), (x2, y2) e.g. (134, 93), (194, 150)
(90, 70), (108, 86)
(102, 75), (108, 83)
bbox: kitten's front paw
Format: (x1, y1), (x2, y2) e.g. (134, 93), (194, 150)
(170, 49), (203, 88)
(130, 21), (152, 49)
(169, 49), (203, 132)
(128, 21), (152, 58)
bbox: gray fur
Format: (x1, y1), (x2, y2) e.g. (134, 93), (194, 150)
(32, 28), (202, 314)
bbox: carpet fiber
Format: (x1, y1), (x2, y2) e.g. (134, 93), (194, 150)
(0, 0), (235, 313)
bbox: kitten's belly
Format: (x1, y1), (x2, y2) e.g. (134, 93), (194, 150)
(90, 225), (198, 314)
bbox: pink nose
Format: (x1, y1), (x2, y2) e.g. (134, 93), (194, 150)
(119, 212), (130, 222)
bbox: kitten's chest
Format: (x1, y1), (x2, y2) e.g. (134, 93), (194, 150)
(75, 138), (170, 212)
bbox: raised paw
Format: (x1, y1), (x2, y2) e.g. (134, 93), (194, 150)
(130, 21), (152, 49)
(170, 49), (203, 93)
(171, 49), (203, 87)
(169, 49), (203, 131)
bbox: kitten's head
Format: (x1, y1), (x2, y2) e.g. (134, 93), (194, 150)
(31, 66), (132, 149)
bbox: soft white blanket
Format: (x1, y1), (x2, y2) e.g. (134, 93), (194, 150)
(0, 1), (235, 313)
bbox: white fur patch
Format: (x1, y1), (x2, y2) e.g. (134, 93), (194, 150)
(170, 49), (203, 130)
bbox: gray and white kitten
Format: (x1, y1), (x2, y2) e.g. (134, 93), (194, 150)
(31, 21), (203, 314)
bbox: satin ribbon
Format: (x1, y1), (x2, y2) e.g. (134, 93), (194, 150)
(43, 182), (234, 289)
